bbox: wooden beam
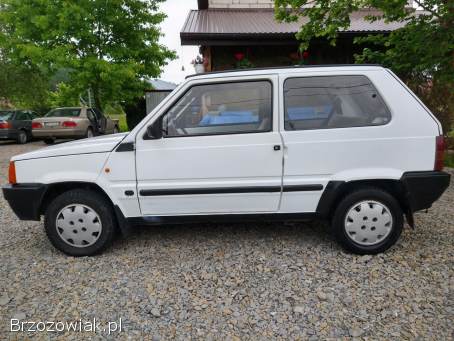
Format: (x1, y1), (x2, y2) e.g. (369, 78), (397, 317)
(198, 0), (208, 9)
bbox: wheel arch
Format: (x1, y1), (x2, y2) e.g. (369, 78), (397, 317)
(317, 179), (410, 223)
(39, 181), (113, 216)
(39, 181), (130, 235)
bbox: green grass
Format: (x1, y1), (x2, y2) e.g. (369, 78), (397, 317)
(445, 152), (454, 168)
(109, 113), (128, 132)
(104, 104), (128, 132)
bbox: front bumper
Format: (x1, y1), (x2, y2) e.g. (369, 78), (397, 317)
(2, 184), (48, 221)
(401, 171), (451, 212)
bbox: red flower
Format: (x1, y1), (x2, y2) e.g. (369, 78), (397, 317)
(234, 52), (245, 61)
(302, 51), (309, 59)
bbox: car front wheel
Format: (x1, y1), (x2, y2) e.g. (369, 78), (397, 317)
(86, 127), (94, 138)
(331, 188), (403, 254)
(44, 189), (117, 256)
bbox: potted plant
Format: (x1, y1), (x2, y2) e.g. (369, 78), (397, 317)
(191, 55), (205, 73)
(234, 52), (254, 69)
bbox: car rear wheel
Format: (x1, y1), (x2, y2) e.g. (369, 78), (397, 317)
(44, 189), (117, 256)
(16, 130), (28, 144)
(331, 188), (403, 254)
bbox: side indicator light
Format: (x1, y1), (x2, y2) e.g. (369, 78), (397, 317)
(8, 161), (17, 184)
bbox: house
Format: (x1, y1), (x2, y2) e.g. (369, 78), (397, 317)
(180, 0), (410, 72)
(145, 79), (177, 115)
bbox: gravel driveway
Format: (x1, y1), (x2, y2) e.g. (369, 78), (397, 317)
(0, 141), (453, 340)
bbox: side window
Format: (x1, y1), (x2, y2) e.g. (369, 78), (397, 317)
(92, 108), (103, 120)
(161, 81), (272, 137)
(15, 111), (27, 120)
(284, 75), (391, 130)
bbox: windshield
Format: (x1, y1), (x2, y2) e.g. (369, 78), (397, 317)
(0, 111), (14, 121)
(45, 108), (81, 118)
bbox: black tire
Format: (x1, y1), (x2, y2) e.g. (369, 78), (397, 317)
(16, 130), (28, 144)
(44, 189), (117, 256)
(331, 187), (403, 254)
(86, 127), (94, 138)
(44, 138), (55, 145)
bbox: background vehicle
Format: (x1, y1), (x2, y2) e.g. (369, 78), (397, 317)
(2, 66), (450, 256)
(32, 107), (119, 144)
(0, 110), (37, 144)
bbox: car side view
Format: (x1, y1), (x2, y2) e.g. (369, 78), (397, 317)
(2, 66), (451, 256)
(0, 109), (37, 144)
(32, 107), (119, 144)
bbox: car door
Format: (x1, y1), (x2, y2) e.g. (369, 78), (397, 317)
(135, 76), (283, 216)
(14, 111), (32, 134)
(92, 108), (108, 133)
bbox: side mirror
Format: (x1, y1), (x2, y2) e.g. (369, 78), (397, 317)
(146, 119), (163, 139)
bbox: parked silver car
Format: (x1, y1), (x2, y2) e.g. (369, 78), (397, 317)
(32, 107), (119, 144)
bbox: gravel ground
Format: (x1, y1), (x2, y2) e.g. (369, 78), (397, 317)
(0, 140), (453, 340)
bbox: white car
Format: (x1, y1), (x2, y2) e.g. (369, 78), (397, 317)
(2, 66), (450, 256)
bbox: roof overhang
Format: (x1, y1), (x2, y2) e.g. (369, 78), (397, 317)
(181, 9), (406, 46)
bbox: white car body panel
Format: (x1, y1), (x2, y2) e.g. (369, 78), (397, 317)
(98, 150), (141, 218)
(277, 69), (438, 213)
(7, 66), (442, 219)
(15, 153), (110, 184)
(135, 75), (283, 215)
(12, 133), (127, 161)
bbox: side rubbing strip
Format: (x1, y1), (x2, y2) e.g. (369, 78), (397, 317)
(139, 185), (323, 196)
(140, 186), (281, 196)
(283, 185), (323, 192)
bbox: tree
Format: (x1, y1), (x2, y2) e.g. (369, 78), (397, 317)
(0, 0), (175, 111)
(0, 50), (49, 111)
(275, 0), (454, 132)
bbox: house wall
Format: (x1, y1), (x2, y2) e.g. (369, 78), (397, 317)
(209, 38), (362, 71)
(209, 0), (274, 9)
(145, 91), (172, 115)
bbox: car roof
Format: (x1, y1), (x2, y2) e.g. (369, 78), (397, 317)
(185, 64), (384, 80)
(52, 107), (84, 110)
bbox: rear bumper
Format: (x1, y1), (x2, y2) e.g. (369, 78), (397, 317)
(401, 171), (451, 212)
(2, 184), (48, 221)
(32, 129), (85, 138)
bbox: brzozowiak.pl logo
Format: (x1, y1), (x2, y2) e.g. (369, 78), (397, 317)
(10, 318), (122, 335)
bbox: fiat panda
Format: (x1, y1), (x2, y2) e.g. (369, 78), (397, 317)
(2, 65), (450, 256)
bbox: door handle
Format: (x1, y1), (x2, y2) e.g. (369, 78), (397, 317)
(273, 145), (281, 151)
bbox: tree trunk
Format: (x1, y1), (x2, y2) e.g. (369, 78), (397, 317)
(92, 84), (103, 111)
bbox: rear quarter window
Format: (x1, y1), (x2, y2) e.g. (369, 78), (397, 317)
(284, 75), (391, 130)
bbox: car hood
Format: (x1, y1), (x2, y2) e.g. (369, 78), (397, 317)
(12, 133), (128, 161)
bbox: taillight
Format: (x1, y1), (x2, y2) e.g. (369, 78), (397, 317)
(8, 161), (16, 184)
(434, 135), (445, 171)
(0, 121), (11, 129)
(62, 121), (77, 127)
(32, 122), (43, 129)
